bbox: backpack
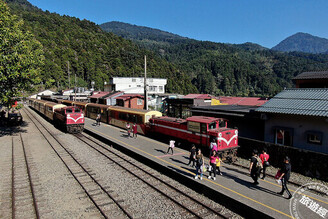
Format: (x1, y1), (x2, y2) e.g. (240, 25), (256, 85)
(255, 156), (263, 170)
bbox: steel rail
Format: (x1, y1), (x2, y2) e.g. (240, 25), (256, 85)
(76, 133), (228, 219)
(23, 107), (133, 219)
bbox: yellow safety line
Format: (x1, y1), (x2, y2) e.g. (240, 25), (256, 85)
(88, 126), (295, 218)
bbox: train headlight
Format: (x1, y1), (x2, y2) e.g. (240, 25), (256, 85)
(218, 132), (222, 137)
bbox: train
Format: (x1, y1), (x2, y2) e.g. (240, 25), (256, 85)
(28, 99), (85, 133)
(54, 99), (239, 161)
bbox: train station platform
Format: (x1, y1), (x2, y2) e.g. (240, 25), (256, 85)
(84, 118), (328, 219)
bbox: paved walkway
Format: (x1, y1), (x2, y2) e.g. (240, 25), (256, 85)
(84, 118), (328, 219)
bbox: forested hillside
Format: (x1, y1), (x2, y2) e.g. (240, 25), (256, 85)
(101, 22), (328, 96)
(4, 0), (197, 94)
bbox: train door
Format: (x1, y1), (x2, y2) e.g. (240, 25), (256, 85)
(200, 123), (207, 147)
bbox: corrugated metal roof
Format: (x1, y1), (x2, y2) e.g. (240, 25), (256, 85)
(183, 94), (212, 99)
(218, 96), (268, 106)
(256, 88), (328, 117)
(293, 71), (328, 80)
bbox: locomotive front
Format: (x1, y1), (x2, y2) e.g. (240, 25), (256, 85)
(65, 107), (85, 133)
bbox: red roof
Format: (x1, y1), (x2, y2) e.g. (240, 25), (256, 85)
(218, 97), (268, 106)
(183, 94), (212, 99)
(104, 91), (124, 99)
(115, 94), (144, 101)
(89, 92), (110, 98)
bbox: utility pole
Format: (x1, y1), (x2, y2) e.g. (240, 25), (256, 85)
(67, 61), (70, 89)
(144, 55), (148, 110)
(75, 74), (77, 101)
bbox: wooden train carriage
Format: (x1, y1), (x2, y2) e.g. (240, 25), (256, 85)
(73, 101), (89, 115)
(108, 106), (162, 135)
(33, 99), (48, 114)
(44, 102), (67, 120)
(60, 100), (75, 106)
(85, 103), (111, 124)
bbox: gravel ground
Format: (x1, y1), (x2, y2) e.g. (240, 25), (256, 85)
(16, 108), (102, 218)
(64, 131), (243, 218)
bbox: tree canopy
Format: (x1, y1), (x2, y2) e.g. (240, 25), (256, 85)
(0, 0), (44, 106)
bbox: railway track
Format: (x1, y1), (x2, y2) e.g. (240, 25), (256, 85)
(11, 133), (40, 219)
(23, 107), (133, 219)
(74, 132), (230, 219)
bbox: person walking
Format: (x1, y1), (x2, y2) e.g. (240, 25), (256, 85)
(96, 113), (101, 126)
(249, 149), (262, 185)
(166, 140), (175, 154)
(126, 122), (131, 137)
(260, 148), (270, 179)
(277, 156), (292, 199)
(132, 123), (138, 138)
(216, 153), (223, 176)
(195, 149), (204, 180)
(208, 150), (218, 180)
(210, 138), (218, 152)
(187, 145), (197, 167)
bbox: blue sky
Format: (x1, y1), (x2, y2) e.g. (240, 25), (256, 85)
(27, 0), (328, 48)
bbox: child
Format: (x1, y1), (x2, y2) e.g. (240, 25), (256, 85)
(126, 122), (131, 137)
(166, 140), (175, 154)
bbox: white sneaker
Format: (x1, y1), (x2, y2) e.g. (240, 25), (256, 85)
(194, 176), (198, 179)
(213, 177), (216, 180)
(219, 173), (222, 176)
(200, 177), (203, 180)
(208, 176), (211, 179)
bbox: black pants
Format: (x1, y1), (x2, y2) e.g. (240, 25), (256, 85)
(262, 165), (267, 179)
(209, 163), (217, 177)
(280, 178), (292, 197)
(251, 169), (260, 183)
(188, 157), (195, 166)
(167, 147), (173, 154)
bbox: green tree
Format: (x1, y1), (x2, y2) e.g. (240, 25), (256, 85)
(0, 0), (44, 106)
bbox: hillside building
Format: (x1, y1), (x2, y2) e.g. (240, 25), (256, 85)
(105, 77), (167, 94)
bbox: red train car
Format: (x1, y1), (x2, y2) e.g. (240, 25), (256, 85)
(53, 106), (84, 133)
(149, 116), (238, 161)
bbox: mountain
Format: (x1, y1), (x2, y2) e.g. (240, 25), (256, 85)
(4, 0), (197, 94)
(272, 32), (328, 54)
(100, 21), (188, 42)
(101, 21), (328, 97)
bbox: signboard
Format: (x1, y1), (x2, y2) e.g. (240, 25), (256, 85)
(188, 121), (201, 133)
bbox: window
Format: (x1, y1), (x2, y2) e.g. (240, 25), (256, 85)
(208, 122), (216, 130)
(137, 98), (143, 105)
(137, 85), (141, 87)
(306, 131), (322, 145)
(274, 127), (293, 146)
(159, 86), (163, 92)
(132, 79), (136, 82)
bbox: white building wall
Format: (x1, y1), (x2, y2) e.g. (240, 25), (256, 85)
(108, 77), (167, 94)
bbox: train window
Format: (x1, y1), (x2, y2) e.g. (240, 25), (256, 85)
(66, 108), (73, 113)
(201, 123), (207, 133)
(208, 122), (216, 130)
(219, 120), (226, 128)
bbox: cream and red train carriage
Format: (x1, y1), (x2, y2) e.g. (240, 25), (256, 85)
(44, 102), (67, 120)
(85, 103), (110, 124)
(107, 106), (162, 135)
